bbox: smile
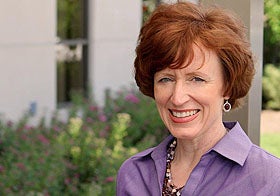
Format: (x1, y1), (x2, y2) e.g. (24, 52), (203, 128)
(170, 109), (199, 118)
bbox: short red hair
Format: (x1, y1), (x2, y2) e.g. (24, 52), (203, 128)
(134, 2), (255, 109)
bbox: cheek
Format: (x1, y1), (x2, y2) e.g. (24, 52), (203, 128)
(193, 89), (223, 109)
(154, 93), (170, 122)
(202, 95), (224, 112)
(154, 86), (170, 106)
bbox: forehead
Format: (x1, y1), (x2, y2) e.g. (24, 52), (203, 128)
(174, 44), (221, 72)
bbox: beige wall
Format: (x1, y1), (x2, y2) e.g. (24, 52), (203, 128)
(88, 0), (142, 104)
(0, 0), (57, 122)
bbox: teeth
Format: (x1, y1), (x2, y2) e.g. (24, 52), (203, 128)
(172, 110), (198, 118)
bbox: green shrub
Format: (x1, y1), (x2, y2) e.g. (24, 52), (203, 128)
(0, 88), (166, 195)
(103, 88), (168, 150)
(0, 115), (65, 195)
(262, 64), (280, 110)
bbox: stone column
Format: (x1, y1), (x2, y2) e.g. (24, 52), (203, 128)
(201, 0), (264, 145)
(87, 0), (142, 104)
(0, 1), (57, 122)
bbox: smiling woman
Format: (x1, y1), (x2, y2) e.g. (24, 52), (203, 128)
(117, 2), (280, 195)
(153, 45), (226, 142)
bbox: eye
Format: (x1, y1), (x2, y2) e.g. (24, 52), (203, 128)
(191, 76), (205, 82)
(158, 77), (173, 83)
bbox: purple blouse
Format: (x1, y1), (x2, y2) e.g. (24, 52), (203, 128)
(116, 122), (280, 195)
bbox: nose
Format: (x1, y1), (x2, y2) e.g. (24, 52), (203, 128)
(170, 81), (190, 106)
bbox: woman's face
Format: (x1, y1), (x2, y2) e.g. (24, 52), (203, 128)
(154, 45), (228, 140)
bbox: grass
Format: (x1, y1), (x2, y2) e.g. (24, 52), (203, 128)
(260, 133), (280, 158)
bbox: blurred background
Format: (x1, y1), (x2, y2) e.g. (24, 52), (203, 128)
(0, 0), (279, 195)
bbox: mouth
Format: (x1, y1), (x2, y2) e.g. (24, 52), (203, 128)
(169, 109), (200, 118)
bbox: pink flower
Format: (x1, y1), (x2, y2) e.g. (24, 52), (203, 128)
(20, 134), (29, 141)
(98, 114), (107, 122)
(23, 125), (33, 130)
(64, 160), (77, 170)
(39, 157), (45, 164)
(45, 151), (50, 156)
(7, 121), (13, 127)
(16, 162), (26, 171)
(86, 117), (93, 123)
(74, 173), (80, 179)
(125, 93), (140, 104)
(99, 130), (107, 138)
(64, 177), (71, 185)
(37, 134), (50, 145)
(89, 105), (98, 111)
(52, 125), (61, 132)
(0, 165), (5, 173)
(105, 176), (115, 183)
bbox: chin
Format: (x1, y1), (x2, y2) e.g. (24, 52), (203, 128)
(170, 128), (200, 140)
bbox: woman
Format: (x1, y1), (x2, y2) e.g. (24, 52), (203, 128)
(117, 2), (280, 195)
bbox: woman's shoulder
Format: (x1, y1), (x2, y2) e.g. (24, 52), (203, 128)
(246, 144), (280, 177)
(116, 146), (159, 193)
(119, 135), (174, 169)
(249, 144), (280, 165)
(117, 147), (155, 174)
(124, 147), (155, 164)
(116, 145), (166, 196)
(118, 135), (173, 177)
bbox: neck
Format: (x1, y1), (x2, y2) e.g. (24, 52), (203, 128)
(170, 125), (227, 187)
(175, 124), (227, 162)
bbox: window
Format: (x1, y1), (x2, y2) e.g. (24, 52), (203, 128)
(56, 0), (88, 104)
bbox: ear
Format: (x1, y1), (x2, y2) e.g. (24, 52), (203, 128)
(223, 95), (230, 100)
(222, 88), (230, 100)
